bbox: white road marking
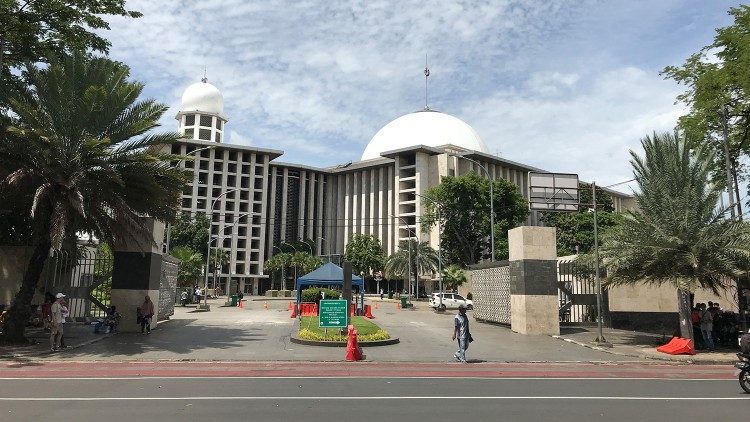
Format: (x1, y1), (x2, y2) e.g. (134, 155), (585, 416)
(0, 396), (746, 401)
(0, 376), (734, 381)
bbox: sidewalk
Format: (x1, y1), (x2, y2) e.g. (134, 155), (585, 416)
(0, 323), (114, 359)
(555, 326), (739, 364)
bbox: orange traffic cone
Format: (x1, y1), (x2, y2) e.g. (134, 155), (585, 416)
(263, 301), (268, 310)
(288, 301), (293, 310)
(290, 305), (297, 318)
(396, 302), (400, 310)
(375, 302), (379, 310)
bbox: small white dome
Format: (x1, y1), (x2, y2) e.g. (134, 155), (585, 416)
(181, 81), (224, 115)
(361, 110), (489, 160)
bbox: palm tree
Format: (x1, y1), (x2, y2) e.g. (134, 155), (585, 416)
(601, 132), (750, 341)
(385, 240), (439, 295)
(171, 246), (203, 288)
(0, 53), (187, 344)
(264, 252), (292, 290)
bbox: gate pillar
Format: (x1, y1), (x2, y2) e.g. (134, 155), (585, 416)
(111, 217), (165, 333)
(509, 226), (559, 335)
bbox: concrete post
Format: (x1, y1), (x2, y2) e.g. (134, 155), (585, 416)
(111, 217), (165, 333)
(508, 226), (559, 335)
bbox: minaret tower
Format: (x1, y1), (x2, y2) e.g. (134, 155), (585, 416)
(176, 76), (228, 143)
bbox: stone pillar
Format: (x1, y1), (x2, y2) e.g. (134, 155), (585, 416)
(509, 226), (559, 335)
(111, 217), (165, 333)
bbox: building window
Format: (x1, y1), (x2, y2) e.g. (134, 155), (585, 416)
(184, 128), (194, 139)
(215, 132), (222, 143)
(216, 120), (223, 130)
(185, 115), (195, 126)
(200, 115), (213, 127)
(199, 129), (211, 141)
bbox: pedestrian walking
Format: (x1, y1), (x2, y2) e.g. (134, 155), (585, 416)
(59, 299), (69, 348)
(140, 295), (155, 334)
(452, 304), (473, 363)
(49, 293), (65, 352)
(699, 303), (715, 350)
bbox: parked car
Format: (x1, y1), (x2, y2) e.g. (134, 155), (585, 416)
(429, 293), (473, 310)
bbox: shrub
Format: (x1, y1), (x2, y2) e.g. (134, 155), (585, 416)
(298, 328), (390, 342)
(300, 287), (341, 302)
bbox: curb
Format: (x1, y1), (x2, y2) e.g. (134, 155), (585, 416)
(550, 335), (735, 365)
(289, 336), (400, 347)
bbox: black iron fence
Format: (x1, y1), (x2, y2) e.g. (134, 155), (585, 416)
(557, 259), (609, 325)
(43, 246), (112, 321)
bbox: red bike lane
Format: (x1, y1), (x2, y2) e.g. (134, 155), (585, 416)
(0, 360), (735, 379)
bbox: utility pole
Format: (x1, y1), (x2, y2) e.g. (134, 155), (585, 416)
(592, 182), (606, 344)
(721, 106), (737, 219)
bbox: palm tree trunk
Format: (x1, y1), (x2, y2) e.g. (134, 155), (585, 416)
(0, 240), (51, 344)
(676, 288), (694, 341)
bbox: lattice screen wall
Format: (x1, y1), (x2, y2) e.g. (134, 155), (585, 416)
(472, 265), (511, 325)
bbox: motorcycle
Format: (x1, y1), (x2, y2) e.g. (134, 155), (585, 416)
(736, 352), (750, 393)
(737, 333), (750, 393)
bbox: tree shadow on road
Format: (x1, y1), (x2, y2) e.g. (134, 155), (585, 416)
(55, 318), (265, 358)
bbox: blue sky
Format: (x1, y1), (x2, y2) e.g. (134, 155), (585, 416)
(103, 0), (743, 192)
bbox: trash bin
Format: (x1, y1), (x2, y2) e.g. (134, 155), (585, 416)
(230, 295), (238, 307)
(400, 296), (408, 309)
(388, 291), (393, 299)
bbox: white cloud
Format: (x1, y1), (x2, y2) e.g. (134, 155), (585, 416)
(463, 67), (685, 188)
(97, 0), (738, 185)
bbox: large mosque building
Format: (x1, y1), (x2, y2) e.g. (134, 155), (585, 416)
(171, 79), (633, 295)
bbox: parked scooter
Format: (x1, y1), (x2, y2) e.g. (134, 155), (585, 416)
(737, 333), (750, 393)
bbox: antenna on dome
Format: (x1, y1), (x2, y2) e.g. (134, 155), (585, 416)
(423, 54), (430, 111)
(201, 66), (208, 83)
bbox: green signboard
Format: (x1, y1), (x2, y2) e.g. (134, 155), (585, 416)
(319, 300), (348, 328)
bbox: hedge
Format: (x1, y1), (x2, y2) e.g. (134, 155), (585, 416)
(300, 287), (341, 302)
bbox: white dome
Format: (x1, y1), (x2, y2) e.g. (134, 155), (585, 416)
(181, 81), (224, 115)
(361, 110), (489, 160)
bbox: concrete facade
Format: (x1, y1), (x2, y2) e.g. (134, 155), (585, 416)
(508, 226), (559, 335)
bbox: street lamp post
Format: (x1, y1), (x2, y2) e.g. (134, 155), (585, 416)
(415, 193), (443, 310)
(215, 212), (251, 305)
(300, 240), (313, 255)
(166, 145), (216, 254)
(202, 188), (239, 310)
(391, 214), (414, 306)
(449, 154), (495, 262)
(591, 182), (605, 344)
(280, 242), (298, 290)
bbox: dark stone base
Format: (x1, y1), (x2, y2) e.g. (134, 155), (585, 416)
(610, 311), (680, 335)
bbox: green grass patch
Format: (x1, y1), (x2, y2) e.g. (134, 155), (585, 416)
(298, 316), (390, 342)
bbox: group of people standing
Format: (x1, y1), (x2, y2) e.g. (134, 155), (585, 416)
(693, 301), (739, 350)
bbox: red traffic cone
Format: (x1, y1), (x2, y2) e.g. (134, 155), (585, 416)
(238, 299), (244, 309)
(290, 304), (297, 318)
(365, 304), (374, 319)
(345, 325), (363, 361)
(396, 302), (400, 310)
(288, 301), (293, 310)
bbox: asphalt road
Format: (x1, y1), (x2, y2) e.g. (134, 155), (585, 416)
(54, 300), (635, 362)
(1, 364), (746, 421)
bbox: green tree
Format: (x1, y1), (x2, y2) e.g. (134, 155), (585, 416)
(601, 132), (750, 341)
(264, 252), (293, 290)
(168, 213), (210, 257)
(441, 264), (466, 292)
(171, 246), (203, 288)
(291, 251), (323, 276)
(543, 183), (624, 255)
(662, 5), (750, 214)
(0, 53), (187, 344)
(0, 1), (141, 74)
(420, 172), (528, 266)
(344, 234), (386, 276)
(385, 240), (439, 293)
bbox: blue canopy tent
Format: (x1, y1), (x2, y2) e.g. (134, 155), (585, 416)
(295, 262), (364, 305)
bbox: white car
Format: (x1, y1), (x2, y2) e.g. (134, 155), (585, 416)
(429, 293), (473, 310)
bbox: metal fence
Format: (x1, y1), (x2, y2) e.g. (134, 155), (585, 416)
(557, 259), (608, 325)
(43, 246), (112, 321)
